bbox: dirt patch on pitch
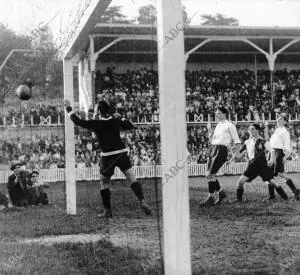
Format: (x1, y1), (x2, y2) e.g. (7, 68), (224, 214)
(20, 231), (156, 250)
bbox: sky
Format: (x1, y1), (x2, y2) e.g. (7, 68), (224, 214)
(0, 0), (300, 41)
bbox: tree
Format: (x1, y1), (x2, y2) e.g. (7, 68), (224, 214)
(200, 13), (239, 26)
(0, 24), (31, 65)
(99, 6), (133, 24)
(0, 24), (62, 100)
(137, 4), (157, 25)
(137, 5), (190, 25)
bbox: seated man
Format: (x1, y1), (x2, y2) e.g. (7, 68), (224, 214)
(28, 171), (49, 205)
(7, 163), (28, 207)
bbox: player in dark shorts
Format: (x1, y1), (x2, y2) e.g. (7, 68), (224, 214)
(200, 106), (241, 206)
(235, 124), (288, 202)
(265, 114), (300, 200)
(64, 99), (152, 218)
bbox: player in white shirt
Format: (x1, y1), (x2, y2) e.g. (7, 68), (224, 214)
(235, 124), (288, 202)
(200, 106), (241, 206)
(266, 113), (300, 200)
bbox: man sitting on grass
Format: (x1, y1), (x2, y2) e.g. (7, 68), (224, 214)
(27, 171), (49, 205)
(7, 163), (28, 207)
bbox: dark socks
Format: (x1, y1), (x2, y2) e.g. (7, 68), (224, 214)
(207, 180), (221, 193)
(208, 181), (216, 193)
(100, 188), (111, 210)
(215, 179), (221, 192)
(131, 181), (144, 201)
(237, 187), (244, 201)
(285, 179), (297, 193)
(268, 184), (276, 198)
(275, 186), (288, 200)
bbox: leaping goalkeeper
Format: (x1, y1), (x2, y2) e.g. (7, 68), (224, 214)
(64, 99), (152, 218)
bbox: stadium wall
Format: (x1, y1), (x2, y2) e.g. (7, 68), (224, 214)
(98, 62), (300, 73)
(1, 162), (300, 183)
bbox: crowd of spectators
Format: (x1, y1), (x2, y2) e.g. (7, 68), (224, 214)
(2, 123), (300, 169)
(96, 67), (300, 121)
(2, 67), (300, 167)
(2, 68), (300, 126)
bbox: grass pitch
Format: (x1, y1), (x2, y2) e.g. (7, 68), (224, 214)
(0, 175), (300, 274)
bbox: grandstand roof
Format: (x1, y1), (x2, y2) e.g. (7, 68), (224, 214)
(93, 24), (300, 37)
(64, 2), (300, 64)
(88, 24), (300, 64)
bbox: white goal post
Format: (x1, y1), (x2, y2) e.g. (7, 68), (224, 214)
(157, 0), (192, 274)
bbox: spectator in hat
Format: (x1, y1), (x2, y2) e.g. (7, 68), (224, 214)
(7, 162), (27, 206)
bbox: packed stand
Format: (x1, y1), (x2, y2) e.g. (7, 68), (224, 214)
(1, 68), (300, 126)
(2, 123), (300, 169)
(1, 68), (300, 166)
(96, 67), (300, 122)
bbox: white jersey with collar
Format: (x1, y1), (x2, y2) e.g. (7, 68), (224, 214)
(269, 126), (291, 152)
(211, 120), (241, 147)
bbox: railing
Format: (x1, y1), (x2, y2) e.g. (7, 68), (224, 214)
(1, 161), (300, 184)
(1, 113), (300, 127)
(0, 115), (64, 127)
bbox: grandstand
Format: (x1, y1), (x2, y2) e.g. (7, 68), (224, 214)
(3, 26), (300, 170)
(2, 1), (300, 274)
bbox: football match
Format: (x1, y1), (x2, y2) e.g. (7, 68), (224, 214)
(1, 0), (300, 274)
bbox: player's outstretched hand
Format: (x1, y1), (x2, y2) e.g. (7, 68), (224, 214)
(64, 99), (71, 108)
(113, 113), (122, 119)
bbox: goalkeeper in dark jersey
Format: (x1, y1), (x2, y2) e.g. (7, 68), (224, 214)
(64, 99), (152, 218)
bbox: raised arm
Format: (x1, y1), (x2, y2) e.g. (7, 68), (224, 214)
(64, 99), (96, 129)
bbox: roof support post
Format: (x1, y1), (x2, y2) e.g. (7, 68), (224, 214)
(267, 38), (276, 71)
(89, 37), (123, 106)
(92, 37), (123, 62)
(243, 38), (269, 56)
(90, 36), (96, 106)
(274, 38), (300, 56)
(185, 38), (212, 62)
(254, 54), (257, 86)
(267, 38), (275, 108)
